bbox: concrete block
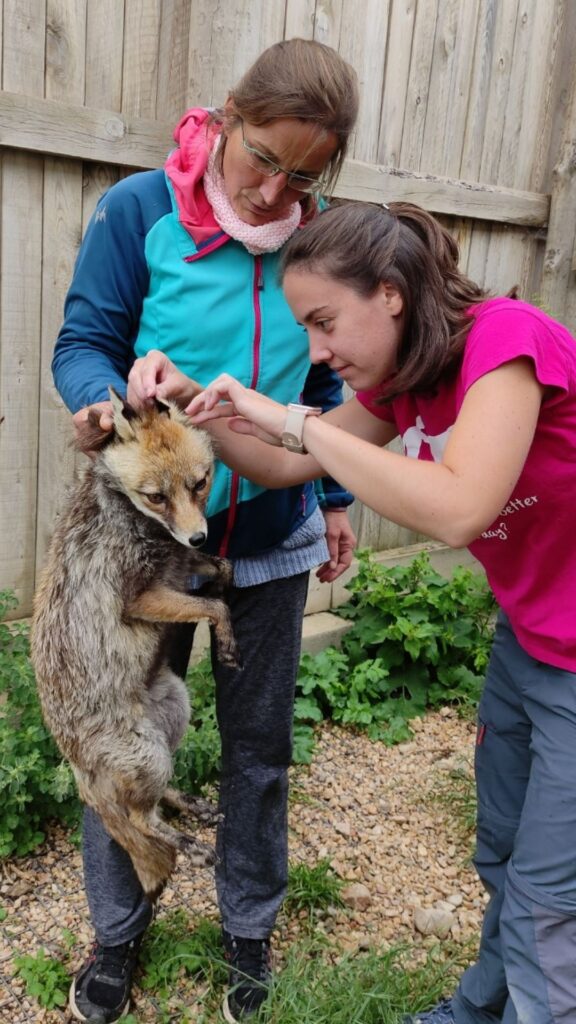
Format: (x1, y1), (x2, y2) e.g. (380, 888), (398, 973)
(301, 611), (352, 656)
(304, 567), (332, 615)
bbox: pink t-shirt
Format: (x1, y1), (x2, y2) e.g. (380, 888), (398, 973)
(356, 298), (576, 671)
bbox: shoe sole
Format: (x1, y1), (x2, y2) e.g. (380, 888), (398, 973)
(69, 979), (131, 1022)
(222, 992), (240, 1024)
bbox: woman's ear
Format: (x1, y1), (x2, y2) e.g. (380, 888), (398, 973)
(222, 96), (238, 136)
(380, 283), (404, 317)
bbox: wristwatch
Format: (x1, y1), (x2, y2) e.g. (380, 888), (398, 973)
(282, 403), (323, 454)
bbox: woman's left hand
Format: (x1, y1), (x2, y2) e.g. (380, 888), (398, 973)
(317, 509), (357, 583)
(128, 350), (200, 409)
(186, 373), (288, 447)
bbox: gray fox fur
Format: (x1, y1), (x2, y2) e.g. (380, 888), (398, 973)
(31, 389), (239, 900)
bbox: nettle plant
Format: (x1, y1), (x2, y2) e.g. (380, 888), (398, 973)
(0, 591), (80, 858)
(294, 551), (495, 747)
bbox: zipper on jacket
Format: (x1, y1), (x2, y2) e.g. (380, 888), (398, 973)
(218, 255), (263, 557)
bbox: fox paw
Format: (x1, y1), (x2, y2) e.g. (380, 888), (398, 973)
(180, 795), (221, 825)
(218, 640), (241, 670)
(180, 834), (217, 867)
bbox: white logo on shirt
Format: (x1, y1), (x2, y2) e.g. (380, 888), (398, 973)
(402, 415), (453, 461)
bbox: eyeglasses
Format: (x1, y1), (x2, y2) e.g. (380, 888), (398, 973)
(240, 122), (328, 194)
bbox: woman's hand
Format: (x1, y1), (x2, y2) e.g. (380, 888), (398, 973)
(186, 373), (288, 447)
(317, 509), (357, 583)
(127, 350), (201, 408)
(72, 401), (114, 456)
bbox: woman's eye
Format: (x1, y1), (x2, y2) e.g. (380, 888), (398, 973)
(145, 492), (166, 505)
(316, 319), (334, 333)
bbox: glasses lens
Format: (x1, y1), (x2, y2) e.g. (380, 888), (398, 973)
(286, 173), (323, 193)
(241, 126), (326, 193)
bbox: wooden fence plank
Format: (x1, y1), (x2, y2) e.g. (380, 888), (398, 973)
(35, 1), (88, 577)
(0, 0), (45, 606)
(0, 91), (174, 167)
(156, 0), (192, 123)
(0, 92), (550, 228)
(377, 0), (416, 167)
(122, 0), (162, 117)
(85, 0), (125, 110)
(283, 0), (315, 38)
(338, 0), (390, 164)
(46, 0), (87, 101)
(333, 159), (549, 226)
(186, 0), (286, 109)
(399, 0), (439, 171)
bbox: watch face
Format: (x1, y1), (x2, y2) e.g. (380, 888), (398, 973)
(282, 432), (302, 451)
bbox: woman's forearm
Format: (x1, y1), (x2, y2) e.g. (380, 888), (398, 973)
(204, 418), (322, 487)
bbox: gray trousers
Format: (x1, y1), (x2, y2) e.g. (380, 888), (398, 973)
(82, 572), (309, 945)
(453, 613), (576, 1024)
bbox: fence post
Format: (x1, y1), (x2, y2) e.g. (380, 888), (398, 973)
(540, 64), (576, 330)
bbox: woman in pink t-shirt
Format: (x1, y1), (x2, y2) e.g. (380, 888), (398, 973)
(134, 201), (576, 1024)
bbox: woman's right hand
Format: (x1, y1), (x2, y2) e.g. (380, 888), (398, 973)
(127, 350), (201, 408)
(186, 373), (287, 447)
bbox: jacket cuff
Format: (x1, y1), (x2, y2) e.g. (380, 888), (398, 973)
(314, 479), (355, 510)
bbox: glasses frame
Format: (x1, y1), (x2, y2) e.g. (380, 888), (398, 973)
(239, 122), (328, 195)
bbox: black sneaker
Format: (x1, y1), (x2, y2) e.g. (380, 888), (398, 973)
(222, 929), (272, 1022)
(69, 934), (143, 1022)
(403, 998), (456, 1023)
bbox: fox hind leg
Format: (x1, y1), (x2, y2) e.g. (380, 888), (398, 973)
(162, 787), (221, 825)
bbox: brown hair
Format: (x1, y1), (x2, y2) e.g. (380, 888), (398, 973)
(211, 38), (359, 196)
(280, 201), (489, 397)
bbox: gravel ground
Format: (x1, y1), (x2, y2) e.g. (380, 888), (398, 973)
(0, 710), (485, 1023)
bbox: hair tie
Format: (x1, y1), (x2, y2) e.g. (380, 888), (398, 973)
(381, 202), (390, 211)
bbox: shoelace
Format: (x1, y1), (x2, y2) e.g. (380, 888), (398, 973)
(227, 937), (270, 981)
(90, 941), (132, 980)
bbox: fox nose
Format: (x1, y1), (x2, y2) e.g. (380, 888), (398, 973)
(189, 531), (207, 548)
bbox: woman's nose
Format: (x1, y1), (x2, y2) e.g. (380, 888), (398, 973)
(309, 339), (333, 365)
(258, 172), (290, 205)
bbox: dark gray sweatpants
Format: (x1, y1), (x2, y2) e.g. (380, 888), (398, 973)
(82, 572), (309, 945)
(453, 613), (576, 1024)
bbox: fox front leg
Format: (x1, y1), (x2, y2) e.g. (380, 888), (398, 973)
(186, 553), (234, 595)
(127, 586), (240, 668)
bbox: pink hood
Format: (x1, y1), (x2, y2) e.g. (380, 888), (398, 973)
(164, 108), (223, 246)
(164, 107), (319, 248)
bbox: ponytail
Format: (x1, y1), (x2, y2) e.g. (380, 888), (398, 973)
(280, 201), (488, 398)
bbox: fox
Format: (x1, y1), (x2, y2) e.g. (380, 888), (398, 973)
(31, 387), (239, 901)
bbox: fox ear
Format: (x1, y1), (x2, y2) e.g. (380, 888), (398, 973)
(153, 397), (171, 416)
(108, 386), (138, 441)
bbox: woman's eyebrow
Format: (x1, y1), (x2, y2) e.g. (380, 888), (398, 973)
(302, 305), (331, 323)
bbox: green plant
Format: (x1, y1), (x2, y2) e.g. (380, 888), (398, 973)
(0, 591), (81, 858)
(139, 910), (226, 999)
(172, 658), (223, 793)
(296, 552), (495, 748)
(285, 858), (345, 921)
(13, 948), (70, 1009)
(252, 936), (474, 1023)
(434, 759), (477, 860)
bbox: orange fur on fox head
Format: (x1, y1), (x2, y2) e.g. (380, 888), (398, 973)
(104, 387), (214, 549)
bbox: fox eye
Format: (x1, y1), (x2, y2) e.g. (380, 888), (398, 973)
(193, 478), (207, 493)
(144, 492), (166, 505)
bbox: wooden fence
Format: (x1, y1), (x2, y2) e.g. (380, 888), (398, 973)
(1, 0), (576, 616)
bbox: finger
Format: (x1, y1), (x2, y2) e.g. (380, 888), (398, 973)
(228, 419), (283, 446)
(187, 401), (237, 423)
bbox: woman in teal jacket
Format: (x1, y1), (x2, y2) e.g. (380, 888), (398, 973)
(52, 39), (359, 1024)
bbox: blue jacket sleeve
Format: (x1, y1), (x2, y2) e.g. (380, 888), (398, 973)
(302, 362), (355, 510)
(51, 173), (159, 413)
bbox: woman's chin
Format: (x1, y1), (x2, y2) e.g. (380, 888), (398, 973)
(236, 197), (282, 226)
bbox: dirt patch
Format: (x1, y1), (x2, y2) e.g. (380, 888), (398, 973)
(0, 709), (484, 1022)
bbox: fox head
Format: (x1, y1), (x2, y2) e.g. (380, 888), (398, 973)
(98, 388), (214, 549)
